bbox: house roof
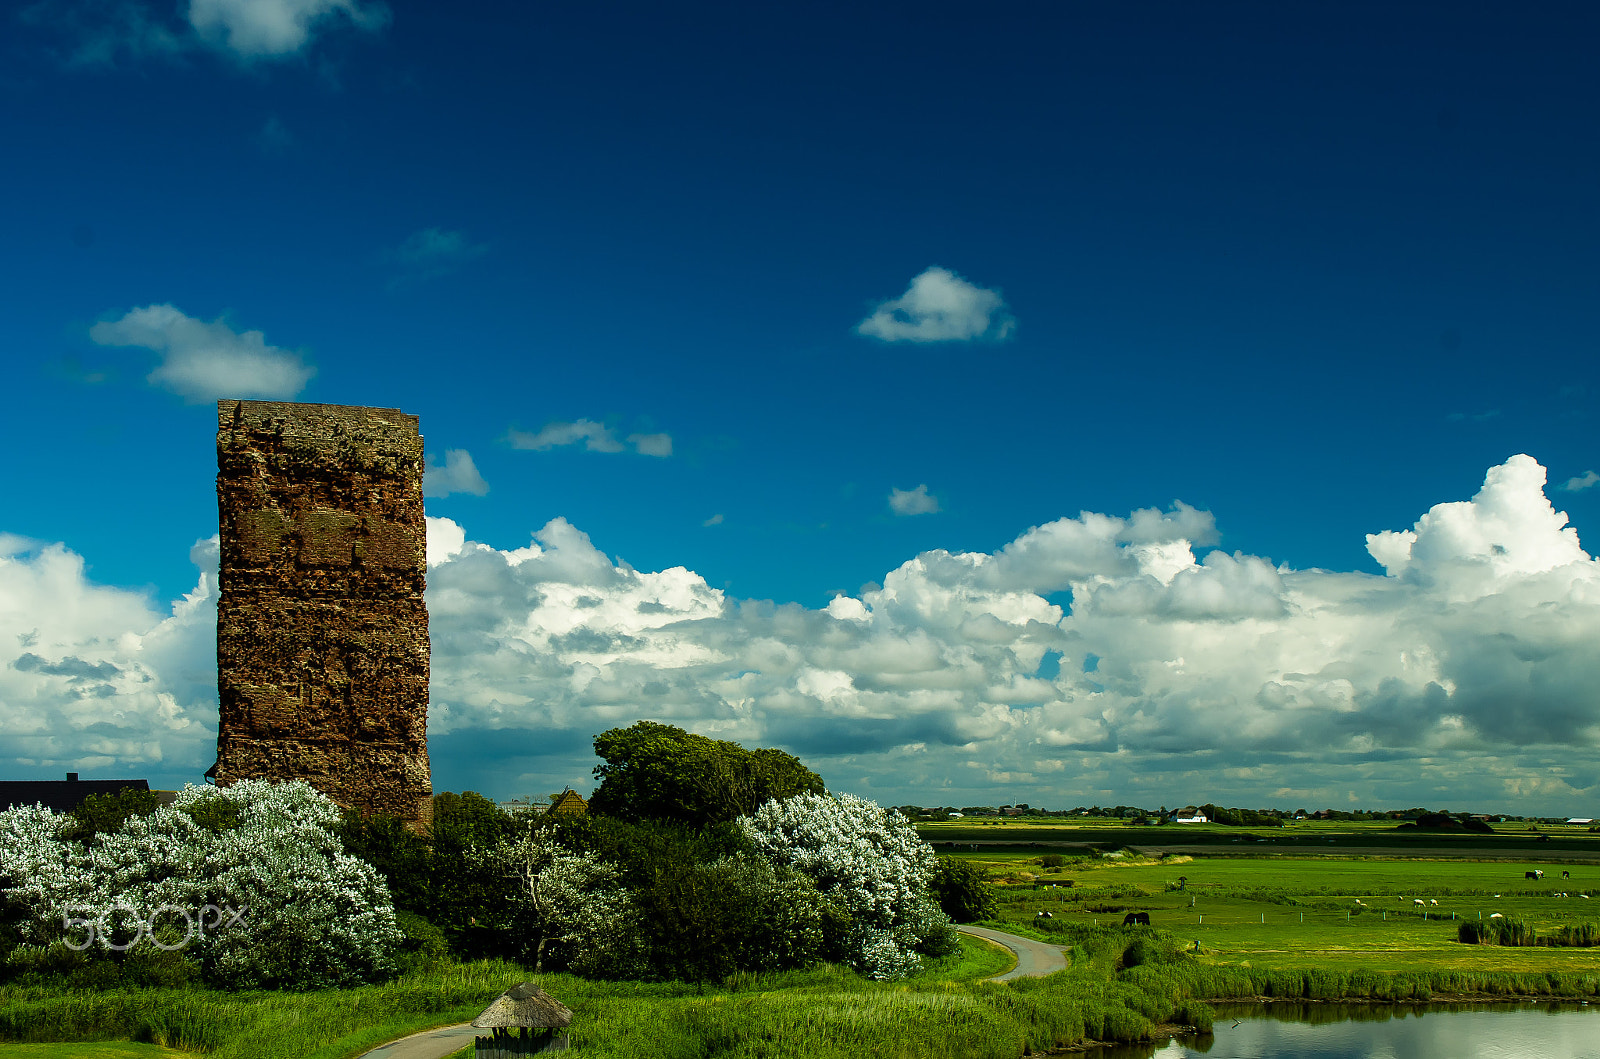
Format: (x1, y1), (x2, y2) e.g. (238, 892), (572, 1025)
(548, 789), (588, 816)
(471, 982), (573, 1029)
(0, 775), (150, 814)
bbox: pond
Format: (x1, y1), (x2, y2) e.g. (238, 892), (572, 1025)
(1084, 1001), (1600, 1058)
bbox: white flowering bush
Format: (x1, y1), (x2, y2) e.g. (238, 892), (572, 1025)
(736, 792), (951, 978)
(0, 780), (402, 990)
(479, 831), (643, 978)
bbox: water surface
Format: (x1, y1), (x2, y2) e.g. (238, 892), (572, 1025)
(1085, 1001), (1600, 1058)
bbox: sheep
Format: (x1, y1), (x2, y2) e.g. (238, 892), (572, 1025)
(1430, 899), (1439, 906)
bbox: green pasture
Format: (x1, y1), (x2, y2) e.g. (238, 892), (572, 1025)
(974, 853), (1600, 976)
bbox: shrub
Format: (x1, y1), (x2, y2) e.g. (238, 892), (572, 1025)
(0, 780), (403, 991)
(737, 793), (947, 979)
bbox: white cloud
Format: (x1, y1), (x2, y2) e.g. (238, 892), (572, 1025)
(703, 514), (725, 527)
(0, 536), (217, 782)
(21, 0), (385, 66)
(1561, 470), (1600, 492)
(889, 484), (941, 516)
(187, 0), (388, 58)
(90, 304), (315, 403)
(14, 453), (1600, 815)
(856, 267), (1015, 343)
(423, 449), (489, 499)
(505, 420), (672, 457)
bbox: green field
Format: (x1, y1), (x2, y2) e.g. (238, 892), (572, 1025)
(917, 818), (1600, 857)
(966, 850), (1600, 976)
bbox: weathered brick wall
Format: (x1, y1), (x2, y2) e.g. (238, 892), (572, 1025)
(214, 400), (432, 829)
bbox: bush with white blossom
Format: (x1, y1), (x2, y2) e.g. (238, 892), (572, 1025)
(0, 780), (402, 990)
(736, 791), (953, 978)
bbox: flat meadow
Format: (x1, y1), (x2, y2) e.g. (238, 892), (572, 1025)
(922, 818), (1600, 978)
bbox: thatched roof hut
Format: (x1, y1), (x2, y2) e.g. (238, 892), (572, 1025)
(471, 982), (573, 1031)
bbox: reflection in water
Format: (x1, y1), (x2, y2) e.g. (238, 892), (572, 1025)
(1084, 1002), (1600, 1059)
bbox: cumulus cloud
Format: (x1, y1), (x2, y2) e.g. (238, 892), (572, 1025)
(888, 484), (941, 516)
(505, 420), (671, 457)
(14, 454), (1600, 815)
(0, 536), (217, 784)
(423, 449), (489, 499)
(21, 0), (386, 65)
(856, 267), (1015, 343)
(90, 304), (315, 403)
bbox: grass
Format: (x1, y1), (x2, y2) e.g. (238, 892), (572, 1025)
(0, 935), (1197, 1059)
(0, 1047), (190, 1059)
(8, 847), (1600, 1058)
(964, 851), (1600, 977)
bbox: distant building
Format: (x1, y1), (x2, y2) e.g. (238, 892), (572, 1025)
(1568, 818), (1594, 825)
(1168, 806), (1208, 824)
(547, 789), (588, 816)
(0, 773), (151, 814)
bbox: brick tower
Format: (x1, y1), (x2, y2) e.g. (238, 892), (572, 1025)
(213, 400), (432, 829)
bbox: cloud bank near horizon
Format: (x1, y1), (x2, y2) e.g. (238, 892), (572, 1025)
(4, 455), (1598, 813)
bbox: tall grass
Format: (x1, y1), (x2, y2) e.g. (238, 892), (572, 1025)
(1458, 919), (1600, 948)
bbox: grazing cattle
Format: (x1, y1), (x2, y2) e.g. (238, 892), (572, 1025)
(1035, 910), (1054, 919)
(1123, 912), (1151, 926)
(1430, 899), (1439, 906)
(1526, 870), (1544, 880)
(1581, 895), (1590, 899)
(1490, 913), (1504, 919)
(1413, 899), (1425, 906)
(1563, 871), (1571, 879)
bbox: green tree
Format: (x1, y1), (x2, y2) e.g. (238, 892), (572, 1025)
(930, 856), (997, 923)
(66, 786), (159, 841)
(589, 721), (824, 826)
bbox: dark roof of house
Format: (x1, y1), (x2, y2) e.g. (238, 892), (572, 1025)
(0, 776), (150, 814)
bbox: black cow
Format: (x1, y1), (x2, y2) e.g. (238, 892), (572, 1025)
(1525, 870), (1544, 880)
(1123, 911), (1151, 926)
(1562, 871), (1571, 879)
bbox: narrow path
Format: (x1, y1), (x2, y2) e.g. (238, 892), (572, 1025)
(957, 924), (1068, 981)
(355, 1022), (475, 1059)
(359, 927), (1067, 1059)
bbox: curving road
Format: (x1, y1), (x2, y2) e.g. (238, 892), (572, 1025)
(356, 1022), (478, 1059)
(957, 924), (1069, 981)
(358, 926), (1063, 1059)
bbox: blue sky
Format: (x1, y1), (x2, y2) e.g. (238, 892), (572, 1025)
(4, 1), (1600, 814)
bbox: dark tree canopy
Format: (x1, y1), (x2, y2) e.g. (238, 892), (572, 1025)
(931, 856), (997, 923)
(589, 721), (825, 826)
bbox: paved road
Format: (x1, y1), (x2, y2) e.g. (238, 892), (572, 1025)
(957, 924), (1068, 981)
(356, 1021), (477, 1059)
(358, 926), (1066, 1059)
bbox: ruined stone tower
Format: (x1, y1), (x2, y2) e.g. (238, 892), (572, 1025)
(213, 400), (432, 829)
